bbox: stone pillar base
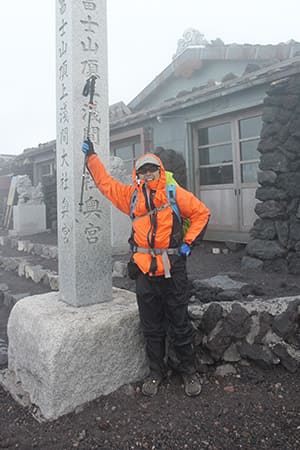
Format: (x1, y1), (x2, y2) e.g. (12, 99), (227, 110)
(0, 289), (148, 421)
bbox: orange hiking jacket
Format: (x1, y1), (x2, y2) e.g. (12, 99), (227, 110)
(87, 153), (211, 276)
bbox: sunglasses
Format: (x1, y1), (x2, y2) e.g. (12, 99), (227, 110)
(137, 164), (160, 175)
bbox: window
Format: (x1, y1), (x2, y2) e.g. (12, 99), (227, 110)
(239, 116), (262, 183)
(195, 114), (262, 186)
(197, 122), (233, 185)
(37, 161), (53, 183)
(110, 128), (153, 176)
(113, 142), (142, 175)
(198, 123), (231, 146)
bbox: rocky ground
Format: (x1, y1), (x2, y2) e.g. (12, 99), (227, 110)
(1, 365), (300, 450)
(0, 233), (300, 449)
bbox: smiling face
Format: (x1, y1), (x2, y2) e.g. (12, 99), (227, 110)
(137, 164), (160, 182)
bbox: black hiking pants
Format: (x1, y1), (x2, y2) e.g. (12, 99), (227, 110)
(136, 257), (196, 377)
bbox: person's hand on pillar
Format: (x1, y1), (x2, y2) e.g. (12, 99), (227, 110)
(81, 137), (96, 156)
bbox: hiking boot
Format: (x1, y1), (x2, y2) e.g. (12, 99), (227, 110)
(182, 372), (202, 397)
(142, 373), (162, 397)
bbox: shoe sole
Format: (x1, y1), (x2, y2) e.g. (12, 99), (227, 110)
(185, 385), (202, 397)
(141, 389), (158, 397)
(141, 379), (161, 397)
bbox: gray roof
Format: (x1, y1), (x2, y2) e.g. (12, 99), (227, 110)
(17, 140), (56, 160)
(109, 102), (132, 121)
(128, 39), (300, 111)
(110, 55), (300, 129)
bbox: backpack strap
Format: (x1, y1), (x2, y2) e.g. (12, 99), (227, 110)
(133, 246), (180, 278)
(130, 185), (182, 223)
(130, 189), (138, 219)
(130, 203), (170, 222)
(166, 185), (181, 224)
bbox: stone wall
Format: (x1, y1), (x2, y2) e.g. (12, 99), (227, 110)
(189, 297), (300, 374)
(245, 74), (300, 274)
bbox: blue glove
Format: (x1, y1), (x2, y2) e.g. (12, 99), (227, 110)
(180, 243), (191, 257)
(81, 138), (95, 155)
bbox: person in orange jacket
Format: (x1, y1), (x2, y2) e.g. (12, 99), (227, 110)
(82, 138), (211, 397)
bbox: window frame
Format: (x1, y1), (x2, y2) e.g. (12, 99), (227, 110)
(110, 127), (153, 173)
(193, 109), (262, 190)
(196, 120), (234, 187)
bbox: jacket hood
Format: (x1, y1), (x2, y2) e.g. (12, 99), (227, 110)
(132, 153), (167, 190)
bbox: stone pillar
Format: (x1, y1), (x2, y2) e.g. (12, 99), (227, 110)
(0, 1), (148, 420)
(56, 0), (111, 306)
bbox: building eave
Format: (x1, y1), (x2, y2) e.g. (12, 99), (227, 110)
(110, 56), (300, 130)
(128, 41), (300, 111)
(16, 140), (56, 160)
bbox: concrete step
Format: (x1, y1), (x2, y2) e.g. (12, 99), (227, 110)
(0, 235), (58, 260)
(0, 233), (134, 309)
(0, 235), (59, 297)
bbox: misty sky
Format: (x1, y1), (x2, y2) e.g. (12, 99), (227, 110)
(0, 0), (300, 155)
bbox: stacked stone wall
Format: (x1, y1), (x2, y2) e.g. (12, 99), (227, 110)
(246, 74), (300, 274)
(189, 298), (300, 373)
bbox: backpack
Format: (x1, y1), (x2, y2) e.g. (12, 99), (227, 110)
(130, 171), (190, 237)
